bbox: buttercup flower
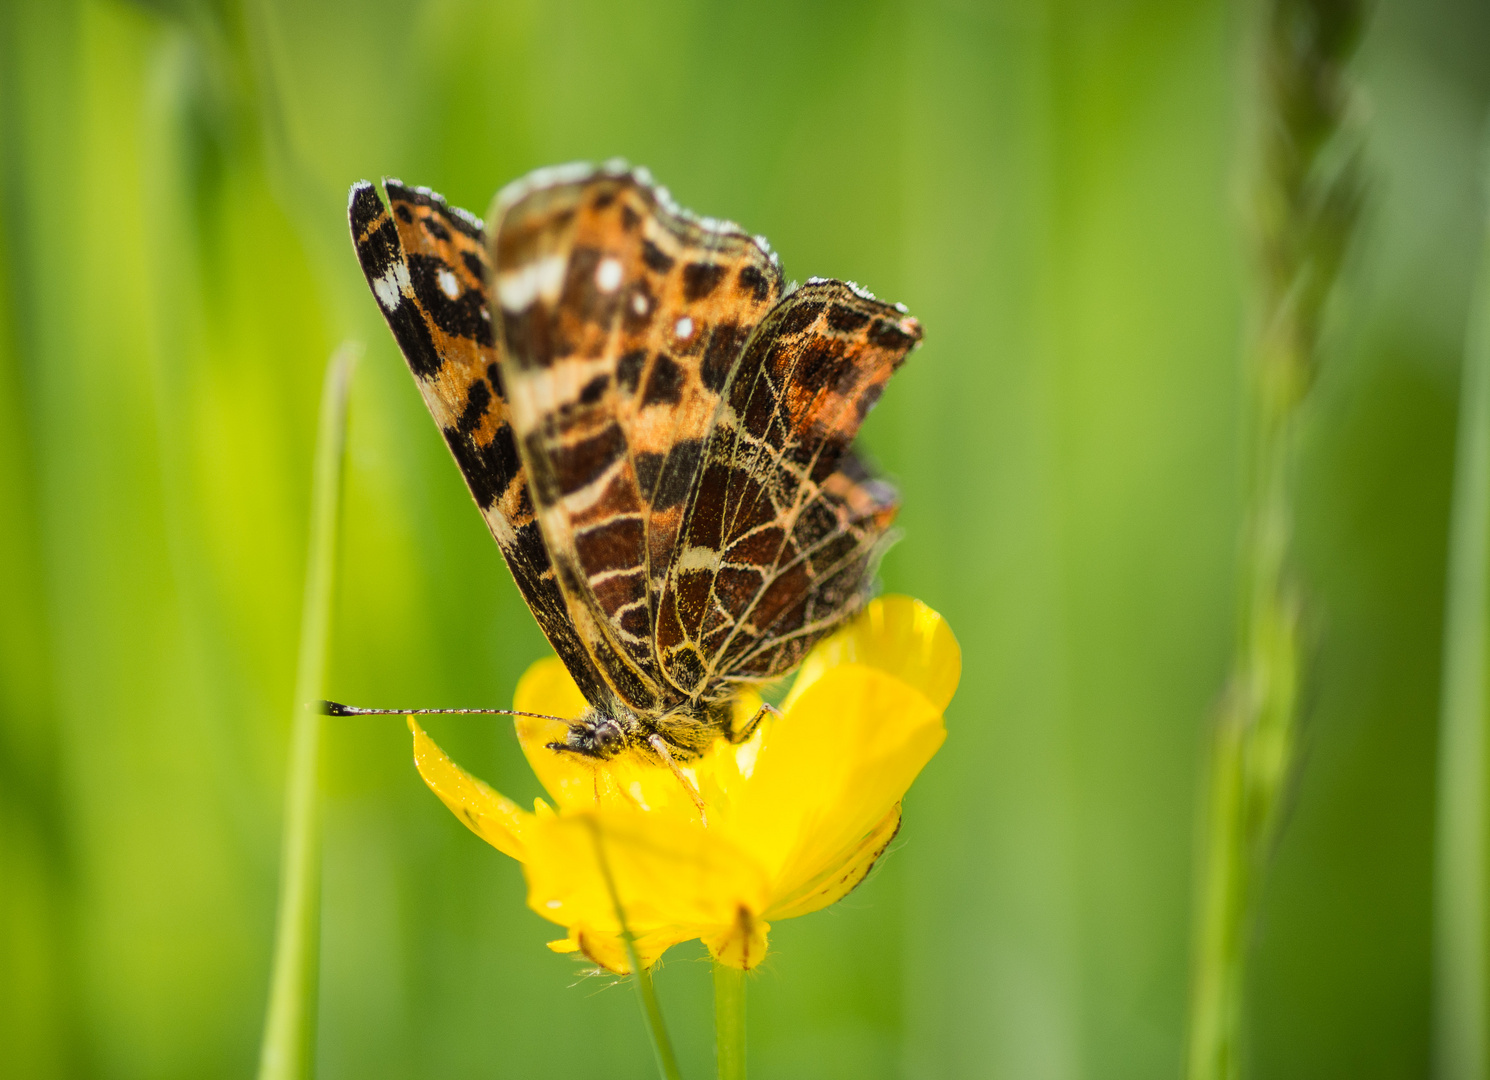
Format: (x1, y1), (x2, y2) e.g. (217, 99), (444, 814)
(409, 595), (959, 973)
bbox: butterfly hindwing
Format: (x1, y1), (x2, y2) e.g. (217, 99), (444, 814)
(348, 180), (618, 711)
(657, 280), (922, 694)
(488, 166), (784, 712)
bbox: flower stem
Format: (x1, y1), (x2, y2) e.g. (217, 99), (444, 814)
(257, 343), (358, 1080)
(713, 960), (746, 1080)
(587, 821), (684, 1080)
(1185, 0), (1363, 1077)
(1432, 172), (1490, 1080)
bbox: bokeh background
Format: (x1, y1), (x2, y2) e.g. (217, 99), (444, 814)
(2, 0), (1488, 1077)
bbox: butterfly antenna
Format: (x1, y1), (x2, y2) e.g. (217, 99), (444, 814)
(318, 700), (575, 725)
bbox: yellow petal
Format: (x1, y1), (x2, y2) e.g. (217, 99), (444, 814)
(512, 657), (719, 825)
(702, 907), (772, 971)
(409, 718), (533, 860)
(522, 808), (771, 960)
(512, 657), (594, 811)
(524, 809), (772, 929)
(784, 595), (961, 712)
(563, 925), (698, 975)
(594, 755), (710, 824)
(688, 691), (766, 811)
(570, 929), (632, 974)
(766, 804), (901, 920)
(733, 665), (944, 900)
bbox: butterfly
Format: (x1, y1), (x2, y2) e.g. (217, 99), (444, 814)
(346, 162), (921, 771)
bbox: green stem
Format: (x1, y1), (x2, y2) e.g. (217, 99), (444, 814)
(588, 821), (684, 1080)
(256, 343), (358, 1080)
(713, 960), (746, 1080)
(1431, 188), (1490, 1080)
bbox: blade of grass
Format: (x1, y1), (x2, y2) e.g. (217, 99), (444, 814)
(257, 343), (358, 1080)
(1185, 1), (1365, 1077)
(713, 959), (745, 1080)
(1431, 158), (1490, 1080)
(586, 820), (684, 1080)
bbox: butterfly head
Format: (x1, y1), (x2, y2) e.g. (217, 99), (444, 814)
(547, 712), (627, 760)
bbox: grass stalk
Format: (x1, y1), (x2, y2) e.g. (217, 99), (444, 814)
(1185, 1), (1363, 1077)
(587, 821), (684, 1080)
(713, 960), (746, 1080)
(256, 343), (358, 1080)
(1431, 169), (1490, 1080)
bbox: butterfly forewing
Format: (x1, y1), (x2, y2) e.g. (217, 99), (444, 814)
(348, 180), (618, 712)
(487, 167), (784, 711)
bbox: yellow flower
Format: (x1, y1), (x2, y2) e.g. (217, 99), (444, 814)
(408, 595), (960, 973)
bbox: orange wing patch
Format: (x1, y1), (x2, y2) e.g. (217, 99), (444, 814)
(489, 166), (783, 711)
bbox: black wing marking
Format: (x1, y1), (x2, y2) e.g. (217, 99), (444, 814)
(348, 179), (617, 713)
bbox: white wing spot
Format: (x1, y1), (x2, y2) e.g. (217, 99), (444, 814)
(595, 257), (623, 292)
(437, 268), (460, 300)
(372, 261), (411, 311)
(497, 254), (567, 311)
(675, 316), (693, 340)
(632, 292), (650, 316)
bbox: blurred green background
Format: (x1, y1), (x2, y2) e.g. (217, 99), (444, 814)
(2, 0), (1487, 1077)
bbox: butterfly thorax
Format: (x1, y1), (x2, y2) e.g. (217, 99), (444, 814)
(554, 697), (740, 762)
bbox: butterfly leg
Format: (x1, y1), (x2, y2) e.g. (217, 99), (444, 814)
(647, 734), (709, 827)
(731, 702), (782, 745)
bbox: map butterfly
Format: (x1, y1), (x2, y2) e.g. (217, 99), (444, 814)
(345, 162), (921, 771)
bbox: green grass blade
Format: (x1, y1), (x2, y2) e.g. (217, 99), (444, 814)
(1432, 177), (1490, 1080)
(586, 821), (684, 1080)
(1185, 0), (1364, 1076)
(631, 964), (684, 1080)
(257, 343), (358, 1080)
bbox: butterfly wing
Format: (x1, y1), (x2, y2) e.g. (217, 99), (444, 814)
(348, 180), (618, 711)
(657, 279), (922, 694)
(488, 165), (784, 713)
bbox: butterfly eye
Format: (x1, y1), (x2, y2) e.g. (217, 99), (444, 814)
(595, 721), (624, 753)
